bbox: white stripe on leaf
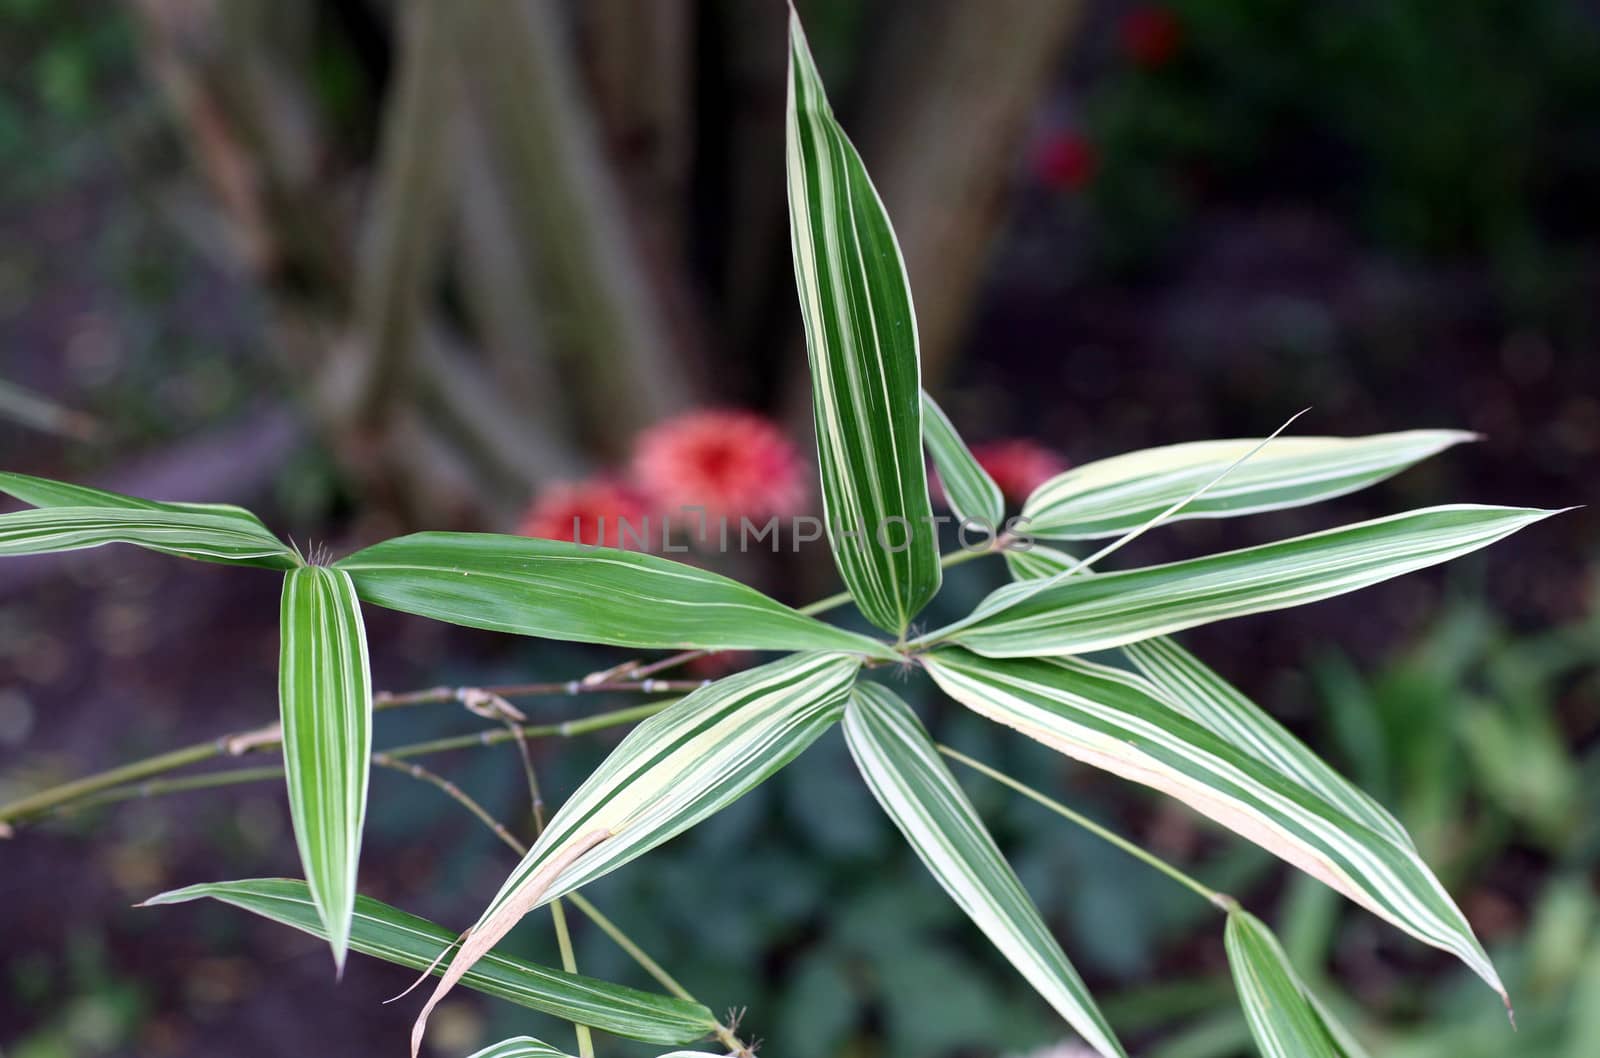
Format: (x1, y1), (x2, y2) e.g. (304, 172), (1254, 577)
(410, 653), (860, 1056)
(786, 9), (941, 633)
(844, 684), (1126, 1058)
(278, 566), (373, 974)
(1021, 430), (1478, 539)
(929, 505), (1559, 657)
(923, 649), (1506, 1004)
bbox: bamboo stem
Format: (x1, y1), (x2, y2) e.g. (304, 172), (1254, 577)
(1, 700), (678, 827)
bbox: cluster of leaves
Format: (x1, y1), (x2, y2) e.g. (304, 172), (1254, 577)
(0, 11), (1562, 1058)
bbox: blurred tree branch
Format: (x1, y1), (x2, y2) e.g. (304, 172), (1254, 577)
(130, 0), (1077, 526)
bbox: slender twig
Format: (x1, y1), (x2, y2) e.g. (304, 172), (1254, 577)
(375, 752), (752, 1055)
(2, 537), (1017, 832)
(938, 744), (1236, 912)
(374, 678), (708, 709)
(514, 736), (593, 1058)
(2, 701), (678, 828)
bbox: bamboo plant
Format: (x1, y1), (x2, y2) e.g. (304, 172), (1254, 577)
(0, 11), (1559, 1058)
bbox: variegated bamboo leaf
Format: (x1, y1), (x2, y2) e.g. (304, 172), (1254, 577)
(0, 470), (296, 569)
(280, 566), (373, 973)
(786, 10), (941, 633)
(1226, 910), (1372, 1058)
(143, 879), (715, 1045)
(336, 532), (893, 659)
(923, 649), (1506, 1003)
(1124, 637), (1415, 851)
(410, 653), (860, 1057)
(1008, 545), (1410, 847)
(929, 505), (1557, 657)
(1022, 431), (1477, 539)
(922, 391), (1004, 528)
(843, 684), (1126, 1058)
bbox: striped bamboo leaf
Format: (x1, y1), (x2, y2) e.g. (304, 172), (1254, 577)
(1225, 910), (1371, 1058)
(786, 10), (941, 633)
(1124, 637), (1415, 851)
(922, 391), (1004, 528)
(922, 648), (1506, 1002)
(1021, 430), (1477, 539)
(410, 653), (860, 1057)
(928, 505), (1557, 657)
(843, 684), (1127, 1058)
(143, 879), (715, 1045)
(0, 471), (296, 569)
(1007, 545), (1410, 846)
(280, 566), (373, 973)
(336, 532), (893, 659)
(467, 1039), (724, 1058)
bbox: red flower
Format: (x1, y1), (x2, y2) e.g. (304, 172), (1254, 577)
(684, 650), (752, 680)
(1120, 6), (1181, 69)
(518, 477), (653, 549)
(633, 409), (807, 520)
(971, 440), (1069, 504)
(1034, 133), (1097, 191)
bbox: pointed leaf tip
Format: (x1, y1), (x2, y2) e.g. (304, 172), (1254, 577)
(410, 653), (858, 1054)
(279, 566), (373, 977)
(786, 6), (941, 632)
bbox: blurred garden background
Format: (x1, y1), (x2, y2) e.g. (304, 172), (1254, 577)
(1, 1), (1598, 1056)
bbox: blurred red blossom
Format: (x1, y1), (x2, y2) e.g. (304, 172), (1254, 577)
(1120, 5), (1182, 69)
(633, 409), (807, 520)
(518, 477), (653, 549)
(1034, 133), (1097, 191)
(971, 440), (1069, 504)
(684, 650), (751, 680)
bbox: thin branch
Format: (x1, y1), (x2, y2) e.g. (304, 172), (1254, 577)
(375, 751), (751, 1055)
(1, 540), (1012, 830)
(0, 698), (679, 828)
(938, 744), (1236, 912)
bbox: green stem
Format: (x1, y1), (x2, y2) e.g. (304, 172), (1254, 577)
(382, 701), (676, 761)
(937, 744), (1236, 911)
(563, 894), (695, 1002)
(376, 751), (750, 1055)
(1, 546), (995, 828)
(0, 740), (225, 824)
(549, 898), (592, 1057)
(516, 742), (592, 1058)
(8, 701), (677, 827)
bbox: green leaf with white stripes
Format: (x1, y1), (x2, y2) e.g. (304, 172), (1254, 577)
(0, 471), (297, 569)
(143, 879), (716, 1045)
(410, 653), (860, 1056)
(1124, 637), (1416, 852)
(923, 649), (1507, 1004)
(930, 505), (1557, 657)
(843, 684), (1127, 1058)
(922, 391), (1004, 528)
(467, 1039), (723, 1058)
(280, 565), (373, 973)
(786, 10), (941, 633)
(1021, 430), (1477, 539)
(1225, 910), (1372, 1058)
(336, 532), (892, 659)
